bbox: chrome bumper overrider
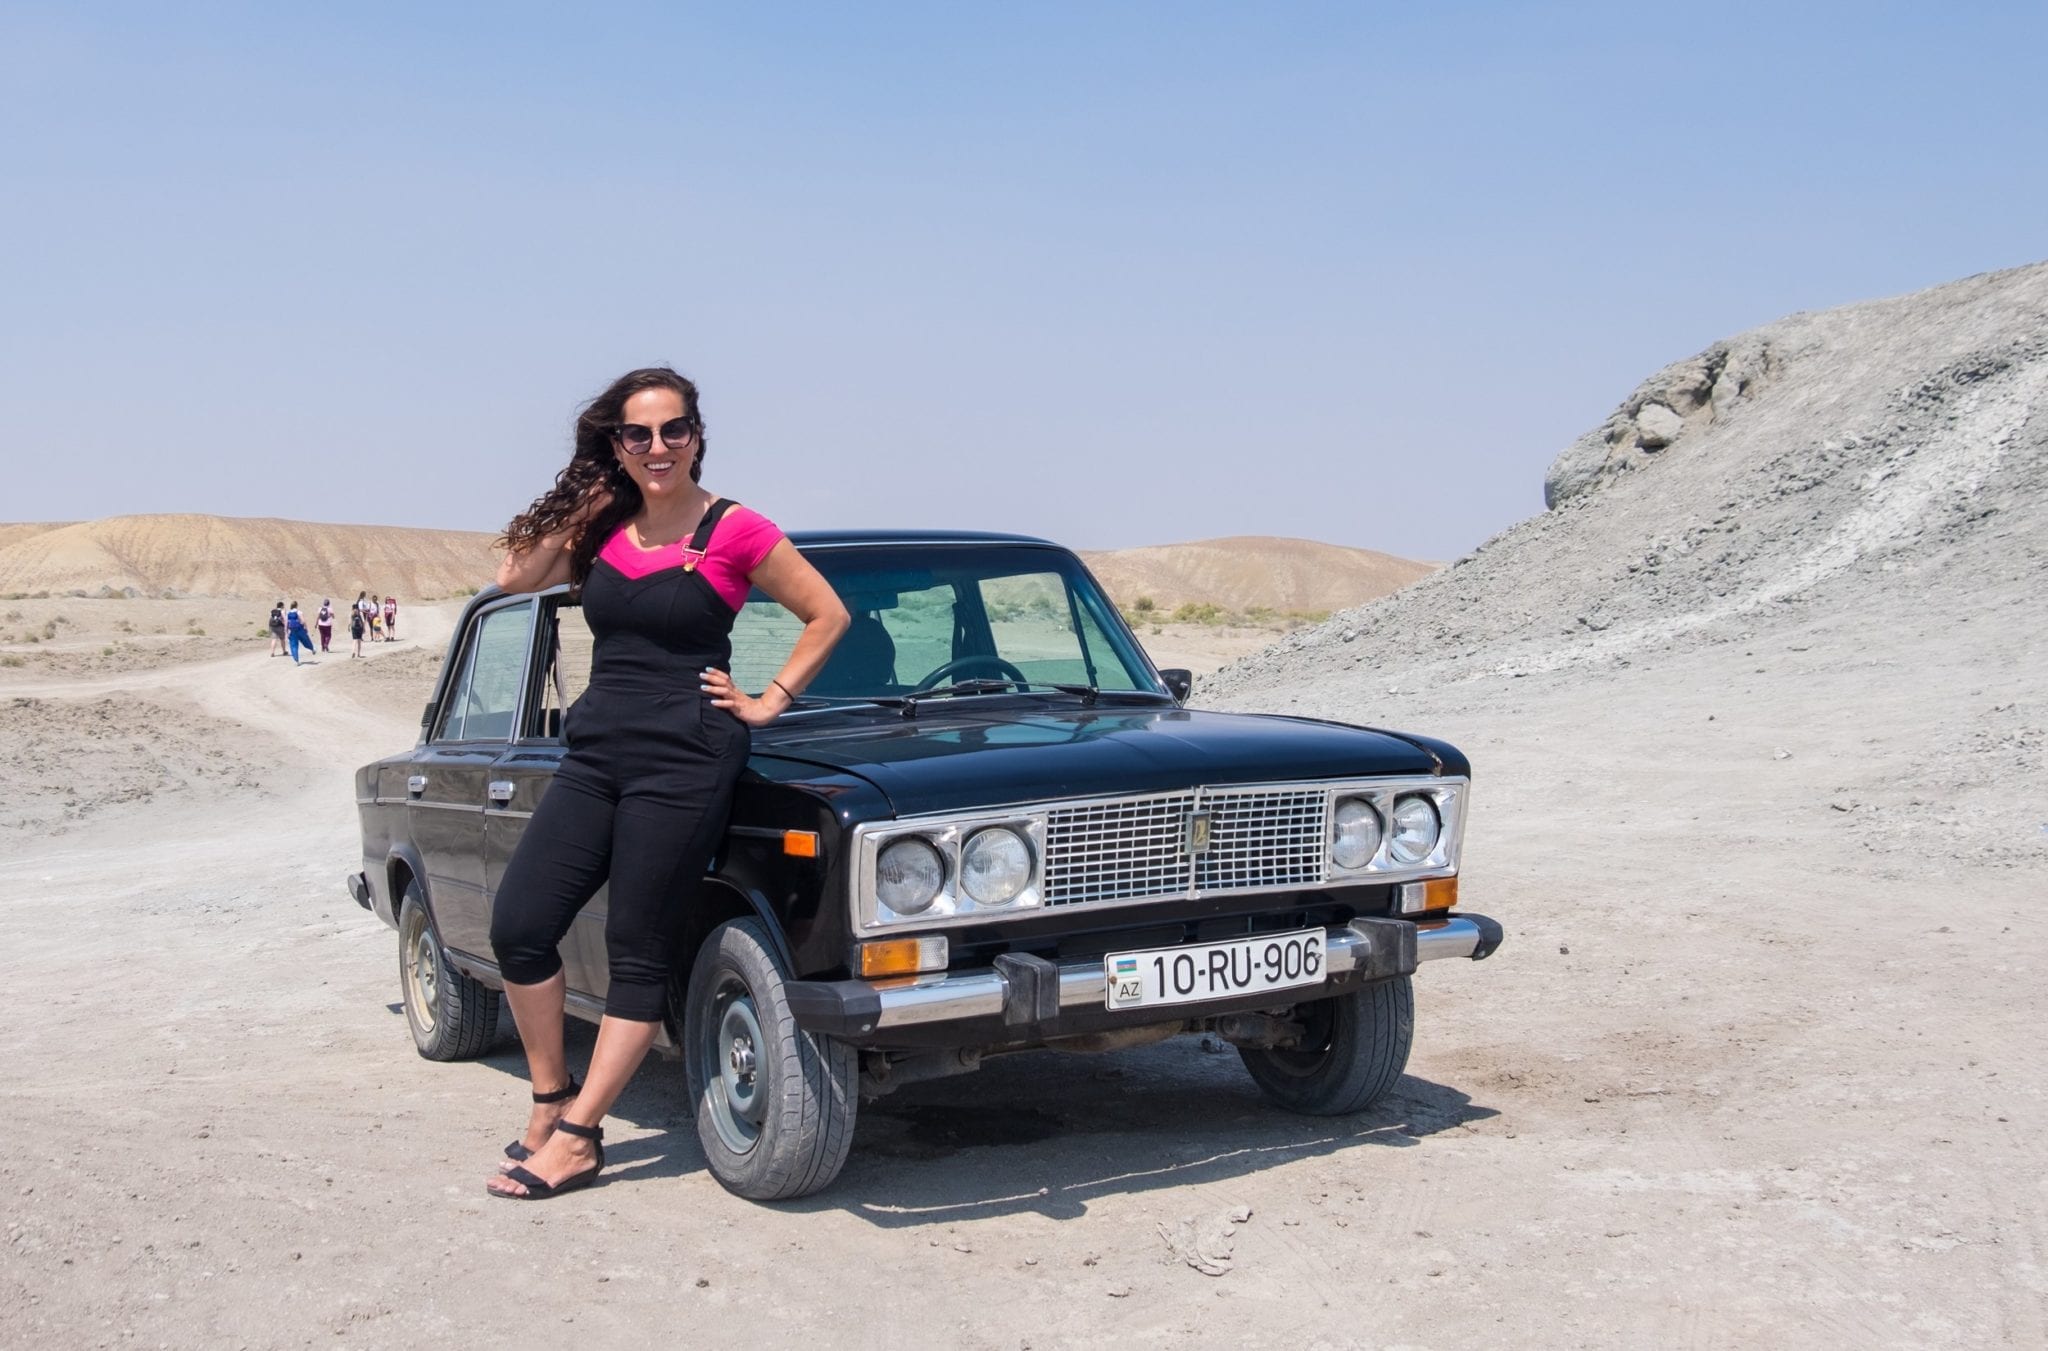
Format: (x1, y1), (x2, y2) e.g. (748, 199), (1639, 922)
(787, 913), (1502, 1039)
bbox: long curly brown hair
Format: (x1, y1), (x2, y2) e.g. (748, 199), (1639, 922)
(498, 367), (707, 586)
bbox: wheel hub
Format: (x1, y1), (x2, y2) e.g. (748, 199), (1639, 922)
(703, 986), (769, 1154)
(404, 919), (439, 1032)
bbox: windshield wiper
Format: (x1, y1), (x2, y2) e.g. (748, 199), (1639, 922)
(783, 680), (1162, 721)
(906, 678), (1103, 708)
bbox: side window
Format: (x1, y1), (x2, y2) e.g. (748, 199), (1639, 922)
(433, 601), (535, 742)
(532, 601), (598, 739)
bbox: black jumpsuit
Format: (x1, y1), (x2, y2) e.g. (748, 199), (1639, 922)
(489, 499), (753, 1022)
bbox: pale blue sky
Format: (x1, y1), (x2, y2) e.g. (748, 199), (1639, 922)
(2, 3), (2042, 560)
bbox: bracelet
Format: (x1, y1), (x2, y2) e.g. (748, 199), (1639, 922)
(770, 678), (796, 702)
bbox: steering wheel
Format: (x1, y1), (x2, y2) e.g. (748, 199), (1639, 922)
(910, 654), (1032, 693)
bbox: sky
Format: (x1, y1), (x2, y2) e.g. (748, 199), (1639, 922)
(2, 2), (2043, 562)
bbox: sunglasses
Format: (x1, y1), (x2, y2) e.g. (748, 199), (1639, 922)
(609, 416), (698, 455)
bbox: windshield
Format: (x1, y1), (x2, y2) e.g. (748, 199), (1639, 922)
(729, 543), (1164, 703)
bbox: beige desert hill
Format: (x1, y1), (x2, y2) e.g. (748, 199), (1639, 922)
(1079, 536), (1434, 615)
(0, 514), (499, 600)
(0, 514), (1432, 614)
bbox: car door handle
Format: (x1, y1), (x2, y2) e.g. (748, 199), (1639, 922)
(488, 780), (515, 804)
(407, 775), (427, 796)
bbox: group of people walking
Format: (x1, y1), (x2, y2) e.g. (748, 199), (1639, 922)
(267, 592), (399, 663)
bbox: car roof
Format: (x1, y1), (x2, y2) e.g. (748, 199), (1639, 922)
(788, 529), (1057, 547)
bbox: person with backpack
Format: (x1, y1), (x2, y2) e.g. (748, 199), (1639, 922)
(267, 601), (287, 657)
(349, 602), (366, 657)
(316, 599), (335, 653)
(285, 600), (315, 664)
(382, 594), (398, 640)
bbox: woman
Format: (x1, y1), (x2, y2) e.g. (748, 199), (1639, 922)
(382, 594), (398, 640)
(316, 599), (335, 653)
(484, 367), (847, 1201)
(367, 595), (384, 643)
(284, 600), (314, 664)
(267, 600), (287, 657)
(348, 603), (365, 657)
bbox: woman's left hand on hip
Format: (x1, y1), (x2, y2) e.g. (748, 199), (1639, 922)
(700, 668), (779, 727)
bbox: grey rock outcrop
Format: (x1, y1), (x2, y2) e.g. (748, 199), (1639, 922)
(1543, 335), (1775, 507)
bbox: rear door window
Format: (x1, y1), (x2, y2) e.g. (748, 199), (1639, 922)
(433, 601), (536, 742)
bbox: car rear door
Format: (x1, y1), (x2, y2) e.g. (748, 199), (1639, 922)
(412, 595), (537, 959)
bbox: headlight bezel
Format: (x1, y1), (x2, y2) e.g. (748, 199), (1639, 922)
(1320, 779), (1464, 880)
(855, 812), (1047, 929)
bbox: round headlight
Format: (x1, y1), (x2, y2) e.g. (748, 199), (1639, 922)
(961, 827), (1032, 905)
(1388, 795), (1441, 865)
(876, 837), (945, 915)
(1330, 797), (1383, 870)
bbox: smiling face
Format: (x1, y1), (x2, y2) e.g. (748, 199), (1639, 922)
(613, 386), (699, 501)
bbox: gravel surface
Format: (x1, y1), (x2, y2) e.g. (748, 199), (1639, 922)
(3, 262), (2045, 1348)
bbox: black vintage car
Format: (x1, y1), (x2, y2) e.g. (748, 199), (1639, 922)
(349, 531), (1501, 1200)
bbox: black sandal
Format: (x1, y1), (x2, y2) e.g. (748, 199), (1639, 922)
(503, 1077), (579, 1164)
(491, 1120), (604, 1201)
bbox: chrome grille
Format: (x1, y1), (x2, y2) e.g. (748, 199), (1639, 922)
(1041, 786), (1332, 908)
(1195, 788), (1330, 893)
(1042, 791), (1195, 906)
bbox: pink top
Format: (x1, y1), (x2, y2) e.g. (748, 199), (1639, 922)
(597, 504), (784, 611)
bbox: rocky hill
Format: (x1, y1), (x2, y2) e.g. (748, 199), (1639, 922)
(1211, 261), (2046, 687)
(0, 514), (500, 600)
(1205, 259), (2047, 865)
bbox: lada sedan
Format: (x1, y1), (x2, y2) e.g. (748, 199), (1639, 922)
(349, 531), (1502, 1200)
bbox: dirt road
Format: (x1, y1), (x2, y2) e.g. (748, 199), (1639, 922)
(2, 603), (2042, 1349)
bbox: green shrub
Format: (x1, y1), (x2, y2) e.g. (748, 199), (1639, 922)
(1133, 595), (1156, 613)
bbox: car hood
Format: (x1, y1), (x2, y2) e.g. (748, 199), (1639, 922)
(755, 702), (1445, 818)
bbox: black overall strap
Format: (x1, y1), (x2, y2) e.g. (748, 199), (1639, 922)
(687, 498), (738, 553)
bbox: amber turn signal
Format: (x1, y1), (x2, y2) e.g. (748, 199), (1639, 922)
(782, 830), (819, 858)
(858, 936), (949, 978)
(1397, 877), (1460, 914)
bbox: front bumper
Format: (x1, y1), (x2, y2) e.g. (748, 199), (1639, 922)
(787, 912), (1502, 1048)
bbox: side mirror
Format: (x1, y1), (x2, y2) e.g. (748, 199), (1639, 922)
(1159, 668), (1193, 702)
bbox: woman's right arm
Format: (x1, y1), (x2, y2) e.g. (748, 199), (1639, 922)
(495, 526), (579, 593)
(495, 487), (612, 593)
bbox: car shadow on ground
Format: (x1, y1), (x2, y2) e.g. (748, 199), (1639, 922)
(472, 1010), (1495, 1217)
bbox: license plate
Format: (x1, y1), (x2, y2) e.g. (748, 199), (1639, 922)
(1103, 930), (1326, 1010)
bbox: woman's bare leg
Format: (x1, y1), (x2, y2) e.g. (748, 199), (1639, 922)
(500, 971), (576, 1155)
(488, 1013), (656, 1195)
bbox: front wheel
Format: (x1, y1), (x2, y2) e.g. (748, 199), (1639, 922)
(1239, 976), (1413, 1115)
(398, 884), (500, 1061)
(684, 918), (858, 1201)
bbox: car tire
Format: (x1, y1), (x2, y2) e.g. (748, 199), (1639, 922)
(684, 918), (858, 1201)
(398, 883), (500, 1061)
(1238, 975), (1413, 1115)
